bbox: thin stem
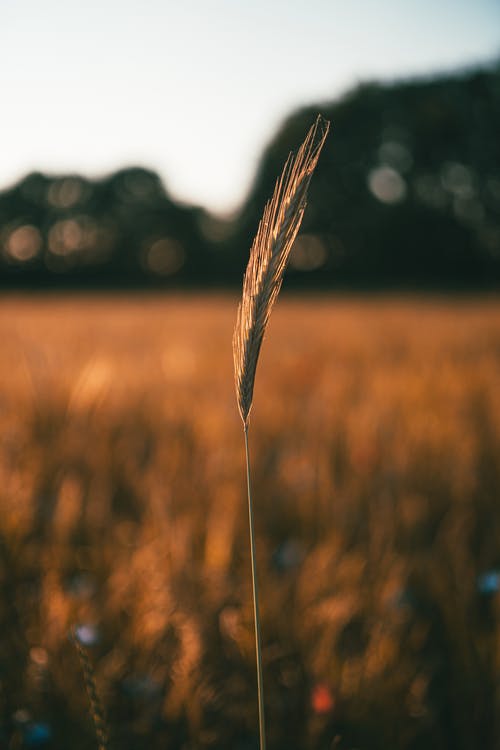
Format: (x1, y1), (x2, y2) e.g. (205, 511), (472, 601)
(72, 629), (109, 750)
(244, 424), (267, 750)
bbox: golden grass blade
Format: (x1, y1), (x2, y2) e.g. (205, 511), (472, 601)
(232, 114), (330, 750)
(233, 114), (330, 427)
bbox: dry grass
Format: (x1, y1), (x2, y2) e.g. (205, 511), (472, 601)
(0, 293), (499, 749)
(233, 114), (329, 427)
(233, 114), (329, 750)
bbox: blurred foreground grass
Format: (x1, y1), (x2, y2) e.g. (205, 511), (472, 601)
(0, 293), (499, 750)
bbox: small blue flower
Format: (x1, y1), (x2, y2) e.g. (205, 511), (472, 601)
(74, 623), (99, 646)
(24, 722), (52, 746)
(477, 570), (500, 595)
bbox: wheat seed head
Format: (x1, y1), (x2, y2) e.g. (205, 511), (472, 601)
(233, 114), (330, 427)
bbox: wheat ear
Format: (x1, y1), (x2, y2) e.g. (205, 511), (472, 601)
(72, 628), (109, 750)
(232, 114), (329, 750)
(233, 113), (330, 428)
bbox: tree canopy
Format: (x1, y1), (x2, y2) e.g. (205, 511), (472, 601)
(1, 64), (499, 290)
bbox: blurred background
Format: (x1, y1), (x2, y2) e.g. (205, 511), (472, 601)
(1, 2), (500, 750)
(1, 0), (499, 290)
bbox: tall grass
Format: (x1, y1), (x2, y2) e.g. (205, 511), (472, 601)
(233, 115), (329, 748)
(1, 295), (500, 748)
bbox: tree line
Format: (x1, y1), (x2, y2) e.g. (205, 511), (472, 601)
(1, 63), (499, 290)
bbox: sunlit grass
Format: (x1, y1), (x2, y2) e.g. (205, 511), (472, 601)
(0, 293), (499, 749)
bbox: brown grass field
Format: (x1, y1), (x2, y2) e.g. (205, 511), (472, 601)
(0, 293), (499, 750)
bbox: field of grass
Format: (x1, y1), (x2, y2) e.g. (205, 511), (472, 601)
(0, 293), (499, 750)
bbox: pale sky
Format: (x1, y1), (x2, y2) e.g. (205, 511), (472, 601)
(1, 0), (499, 214)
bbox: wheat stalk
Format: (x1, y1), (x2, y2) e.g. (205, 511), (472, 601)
(233, 113), (330, 428)
(72, 627), (109, 750)
(232, 113), (330, 750)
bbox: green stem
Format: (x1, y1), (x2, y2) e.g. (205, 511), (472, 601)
(244, 424), (267, 750)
